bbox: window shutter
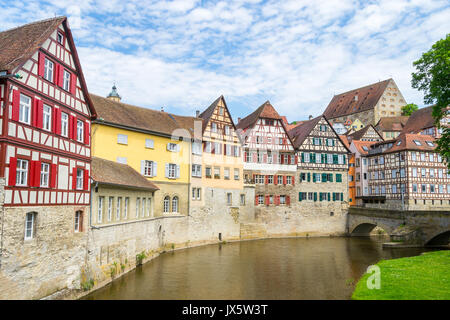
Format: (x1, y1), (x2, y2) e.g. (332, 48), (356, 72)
(274, 175), (278, 185)
(307, 173), (311, 182)
(31, 98), (38, 126)
(58, 64), (64, 87)
(292, 176), (295, 185)
(224, 144), (227, 156)
(263, 153), (267, 163)
(165, 163), (169, 178)
(72, 167), (77, 190)
(328, 193), (331, 201)
(287, 155), (291, 164)
(298, 192), (302, 202)
(265, 195), (270, 205)
(84, 120), (90, 145)
(295, 155), (298, 164)
(312, 174), (316, 182)
(153, 162), (157, 177)
(343, 155), (347, 164)
(322, 173), (327, 182)
(333, 193), (336, 201)
(341, 192), (344, 201)
(275, 195), (280, 205)
(34, 161), (41, 187)
(70, 73), (77, 95)
(38, 52), (45, 77)
(255, 195), (258, 205)
(244, 152), (247, 162)
(314, 192), (317, 202)
(329, 174), (333, 182)
(37, 100), (44, 128)
(177, 144), (181, 153)
(83, 169), (89, 191)
(176, 165), (180, 178)
(265, 175), (268, 184)
(8, 157), (17, 186)
(11, 89), (20, 121)
(301, 153), (304, 163)
(283, 176), (287, 185)
(286, 196), (290, 206)
(140, 160), (145, 175)
(333, 154), (338, 164)
(73, 116), (78, 140)
(50, 164), (57, 188)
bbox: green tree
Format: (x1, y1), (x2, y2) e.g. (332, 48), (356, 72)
(411, 33), (450, 170)
(401, 103), (419, 116)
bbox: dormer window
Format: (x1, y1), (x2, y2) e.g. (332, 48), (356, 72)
(426, 141), (434, 147)
(57, 32), (64, 45)
(396, 140), (402, 146)
(413, 140), (422, 146)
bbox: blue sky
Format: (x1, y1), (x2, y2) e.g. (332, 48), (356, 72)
(1, 0), (449, 123)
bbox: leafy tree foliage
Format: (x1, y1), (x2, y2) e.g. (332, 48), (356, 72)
(401, 103), (419, 116)
(411, 34), (450, 170)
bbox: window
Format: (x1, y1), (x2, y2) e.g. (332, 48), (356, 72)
(421, 168), (426, 177)
(136, 198), (140, 218)
(147, 198), (152, 216)
(224, 168), (230, 180)
(76, 168), (83, 190)
(192, 141), (202, 154)
(19, 94), (31, 124)
(413, 184), (418, 192)
(61, 112), (68, 137)
(413, 140), (421, 146)
(304, 153), (310, 163)
(144, 138), (155, 149)
(16, 159), (28, 186)
(116, 157), (127, 164)
(280, 195), (286, 204)
(63, 70), (70, 91)
(172, 197), (178, 213)
(108, 197), (113, 221)
(277, 175), (283, 185)
(43, 104), (52, 131)
(255, 175), (264, 184)
(286, 176), (292, 184)
(116, 197), (122, 221)
(44, 58), (54, 82)
(411, 152), (416, 161)
(205, 166), (212, 178)
(421, 184), (427, 193)
(124, 198), (129, 219)
(400, 168), (405, 178)
(141, 198), (146, 217)
(24, 212), (36, 240)
(98, 197), (104, 223)
(219, 107), (224, 115)
(214, 167), (220, 179)
(430, 185), (435, 193)
(257, 195), (264, 205)
(167, 163), (177, 179)
(77, 120), (84, 143)
(234, 168), (240, 180)
(74, 211), (82, 232)
(412, 168), (417, 177)
(267, 175), (274, 184)
(164, 196), (170, 213)
(224, 125), (230, 136)
(192, 164), (202, 177)
(167, 143), (178, 152)
(117, 134), (128, 145)
(392, 184), (397, 194)
(40, 163), (50, 187)
(227, 193), (232, 205)
(429, 153), (434, 162)
(430, 168), (435, 178)
(211, 122), (217, 133)
(240, 194), (245, 205)
(144, 160), (154, 177)
(57, 31), (64, 44)
(420, 153), (425, 161)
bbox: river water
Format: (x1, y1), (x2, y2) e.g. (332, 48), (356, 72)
(83, 236), (437, 300)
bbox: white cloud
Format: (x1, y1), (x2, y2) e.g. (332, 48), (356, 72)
(0, 0), (449, 122)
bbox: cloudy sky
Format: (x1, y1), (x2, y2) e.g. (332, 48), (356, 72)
(1, 0), (449, 122)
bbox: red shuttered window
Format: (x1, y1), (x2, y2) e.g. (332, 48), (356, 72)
(11, 90), (20, 121)
(255, 195), (259, 205)
(36, 100), (44, 128)
(72, 167), (77, 190)
(70, 73), (77, 95)
(275, 195), (280, 205)
(265, 195), (270, 206)
(292, 176), (295, 186)
(8, 157), (17, 186)
(274, 175), (278, 185)
(57, 64), (64, 87)
(38, 52), (45, 77)
(83, 169), (89, 191)
(50, 164), (57, 188)
(283, 176), (287, 185)
(286, 196), (290, 206)
(265, 175), (269, 184)
(84, 120), (90, 145)
(29, 160), (41, 187)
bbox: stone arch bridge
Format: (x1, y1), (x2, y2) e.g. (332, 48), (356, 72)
(347, 207), (450, 246)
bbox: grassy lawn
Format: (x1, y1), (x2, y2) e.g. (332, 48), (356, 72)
(352, 250), (450, 300)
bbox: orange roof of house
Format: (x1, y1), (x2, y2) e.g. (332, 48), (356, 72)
(352, 140), (378, 155)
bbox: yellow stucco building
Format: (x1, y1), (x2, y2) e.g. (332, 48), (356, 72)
(90, 92), (195, 216)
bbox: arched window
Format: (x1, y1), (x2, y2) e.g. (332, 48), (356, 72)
(172, 196), (178, 213)
(163, 196), (170, 213)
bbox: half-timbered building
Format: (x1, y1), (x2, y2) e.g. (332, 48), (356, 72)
(365, 133), (450, 210)
(0, 17), (95, 299)
(289, 115), (351, 215)
(236, 101), (296, 214)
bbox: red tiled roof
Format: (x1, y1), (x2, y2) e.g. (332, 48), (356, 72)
(375, 116), (409, 132)
(198, 95), (237, 134)
(91, 157), (159, 191)
(401, 106), (435, 134)
(339, 135), (350, 149)
(288, 115), (322, 149)
(352, 140), (378, 155)
(236, 101), (281, 130)
(323, 79), (391, 119)
(347, 124), (383, 141)
(385, 133), (437, 153)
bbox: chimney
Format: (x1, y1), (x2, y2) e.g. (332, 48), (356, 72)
(161, 107), (164, 112)
(196, 110), (200, 117)
(309, 115), (313, 120)
(238, 117), (241, 123)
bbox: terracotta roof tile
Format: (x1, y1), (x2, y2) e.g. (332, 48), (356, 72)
(352, 140), (378, 155)
(0, 17), (66, 71)
(323, 79), (391, 119)
(288, 116), (322, 149)
(91, 157), (159, 191)
(375, 116), (409, 132)
(236, 101), (281, 130)
(347, 124), (382, 141)
(91, 94), (196, 137)
(401, 106), (435, 134)
(385, 133), (437, 153)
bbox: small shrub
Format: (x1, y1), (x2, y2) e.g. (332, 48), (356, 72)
(136, 251), (147, 266)
(81, 278), (95, 291)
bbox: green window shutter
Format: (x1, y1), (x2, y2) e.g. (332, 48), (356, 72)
(336, 174), (342, 182)
(322, 173), (327, 182)
(313, 173), (316, 182)
(341, 192), (344, 201)
(319, 193), (322, 201)
(333, 154), (338, 164)
(319, 138), (322, 145)
(343, 155), (346, 164)
(328, 193), (331, 201)
(299, 192), (302, 202)
(307, 173), (311, 182)
(312, 153), (316, 163)
(314, 192), (317, 202)
(333, 193), (336, 201)
(332, 139), (335, 146)
(301, 153), (304, 163)
(329, 174), (333, 182)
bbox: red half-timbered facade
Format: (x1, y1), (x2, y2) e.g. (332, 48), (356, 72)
(236, 101), (296, 207)
(0, 17), (96, 208)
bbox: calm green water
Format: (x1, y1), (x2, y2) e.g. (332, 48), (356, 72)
(83, 237), (435, 300)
